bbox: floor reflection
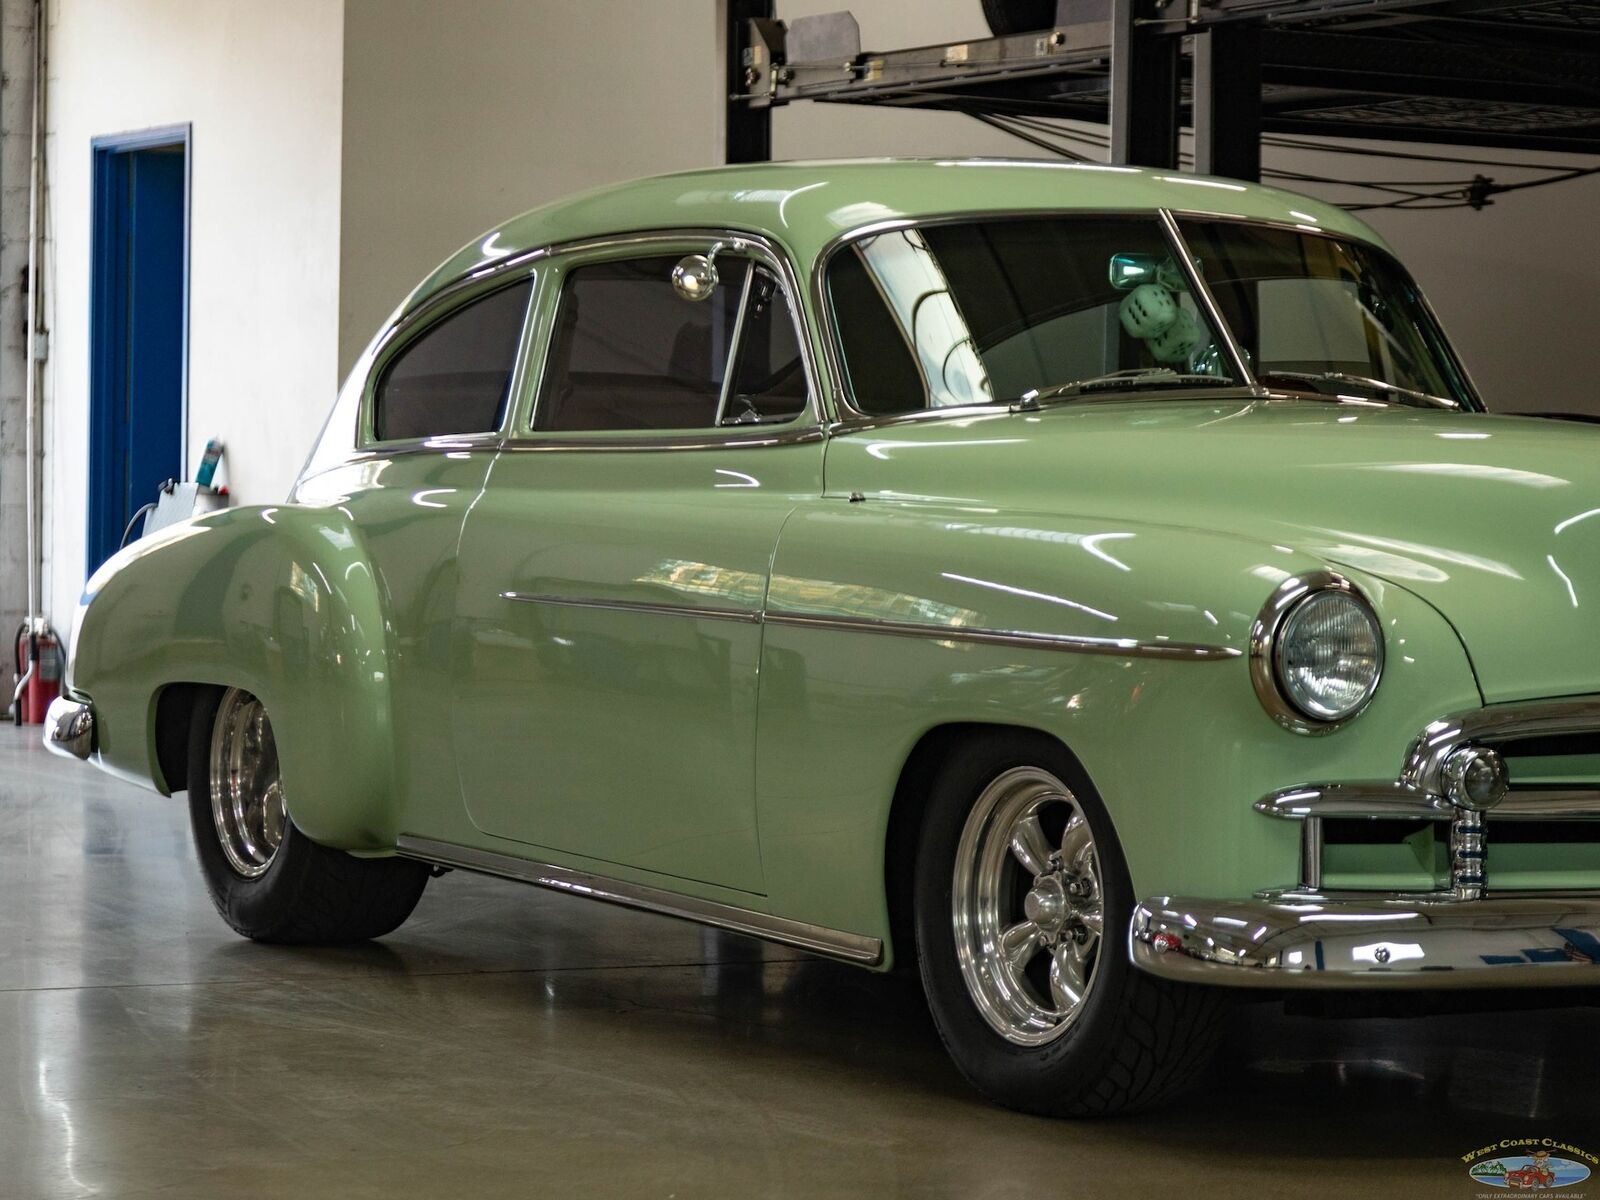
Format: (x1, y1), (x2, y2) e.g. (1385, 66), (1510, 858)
(2, 729), (1597, 1198)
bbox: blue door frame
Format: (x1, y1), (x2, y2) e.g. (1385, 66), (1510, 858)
(88, 124), (190, 575)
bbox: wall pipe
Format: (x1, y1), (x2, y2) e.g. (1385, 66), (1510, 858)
(22, 0), (45, 632)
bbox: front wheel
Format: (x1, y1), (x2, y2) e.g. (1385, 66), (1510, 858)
(914, 733), (1225, 1115)
(187, 687), (429, 943)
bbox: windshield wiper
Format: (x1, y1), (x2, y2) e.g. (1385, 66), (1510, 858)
(1013, 369), (1236, 409)
(1262, 370), (1459, 411)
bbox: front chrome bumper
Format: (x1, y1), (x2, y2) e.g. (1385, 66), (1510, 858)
(1132, 894), (1600, 989)
(43, 695), (95, 761)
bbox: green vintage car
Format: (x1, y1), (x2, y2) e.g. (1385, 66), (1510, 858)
(47, 159), (1600, 1115)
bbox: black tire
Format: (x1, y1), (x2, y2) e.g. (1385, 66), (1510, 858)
(913, 730), (1225, 1116)
(186, 687), (429, 944)
(981, 0), (1058, 36)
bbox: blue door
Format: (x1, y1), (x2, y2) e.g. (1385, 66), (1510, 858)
(88, 130), (188, 574)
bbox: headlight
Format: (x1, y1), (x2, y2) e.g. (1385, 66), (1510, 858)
(1251, 573), (1384, 732)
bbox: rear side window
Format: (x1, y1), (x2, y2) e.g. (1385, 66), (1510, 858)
(372, 278), (533, 441)
(535, 254), (807, 432)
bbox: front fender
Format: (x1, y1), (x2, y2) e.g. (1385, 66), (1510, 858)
(756, 502), (1484, 946)
(70, 505), (395, 849)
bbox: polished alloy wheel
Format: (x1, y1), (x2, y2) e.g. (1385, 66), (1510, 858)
(208, 688), (287, 878)
(951, 766), (1105, 1046)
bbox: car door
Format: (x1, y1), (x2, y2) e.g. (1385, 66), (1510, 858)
(292, 268), (539, 837)
(449, 232), (822, 894)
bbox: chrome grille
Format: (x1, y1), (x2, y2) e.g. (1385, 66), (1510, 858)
(1259, 697), (1600, 900)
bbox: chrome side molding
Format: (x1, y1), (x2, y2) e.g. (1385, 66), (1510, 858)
(498, 591), (1242, 662)
(500, 592), (761, 624)
(761, 611), (1241, 661)
(394, 835), (884, 966)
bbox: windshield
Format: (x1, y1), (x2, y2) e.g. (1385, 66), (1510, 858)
(1177, 218), (1471, 407)
(825, 214), (1471, 415)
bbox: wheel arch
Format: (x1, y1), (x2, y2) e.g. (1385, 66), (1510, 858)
(150, 681), (218, 794)
(883, 721), (1094, 971)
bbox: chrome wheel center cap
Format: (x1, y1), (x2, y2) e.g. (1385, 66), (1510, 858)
(1023, 874), (1070, 936)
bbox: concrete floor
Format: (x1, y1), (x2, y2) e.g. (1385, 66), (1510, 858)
(3, 731), (1597, 1200)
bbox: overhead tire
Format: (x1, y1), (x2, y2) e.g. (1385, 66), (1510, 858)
(981, 0), (1059, 36)
(186, 686), (429, 944)
(913, 730), (1225, 1116)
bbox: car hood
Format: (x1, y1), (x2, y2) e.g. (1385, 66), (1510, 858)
(844, 399), (1600, 703)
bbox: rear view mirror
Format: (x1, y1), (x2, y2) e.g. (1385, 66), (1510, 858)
(1108, 252), (1191, 292)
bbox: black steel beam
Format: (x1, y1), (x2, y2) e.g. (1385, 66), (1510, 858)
(727, 0), (774, 163)
(1193, 24), (1262, 180)
(1109, 0), (1179, 168)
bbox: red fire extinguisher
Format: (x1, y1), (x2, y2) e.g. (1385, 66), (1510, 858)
(26, 626), (60, 725)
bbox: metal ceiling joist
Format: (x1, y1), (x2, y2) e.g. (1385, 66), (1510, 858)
(726, 0), (1600, 171)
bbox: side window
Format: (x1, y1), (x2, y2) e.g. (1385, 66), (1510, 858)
(371, 277), (533, 442)
(828, 247), (927, 415)
(721, 269), (809, 425)
(536, 253), (808, 433)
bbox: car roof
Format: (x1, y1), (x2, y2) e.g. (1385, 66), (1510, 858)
(404, 157), (1380, 316)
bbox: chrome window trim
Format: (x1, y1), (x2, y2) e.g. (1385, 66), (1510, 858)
(712, 264), (757, 428)
(341, 431), (504, 464)
(1164, 208), (1486, 412)
(1157, 209), (1257, 388)
(357, 269), (543, 451)
(1248, 569), (1383, 736)
(822, 388), (1268, 438)
(496, 426), (828, 454)
(811, 206), (1267, 424)
(813, 205), (1484, 423)
(394, 835), (884, 966)
(513, 227), (827, 446)
(392, 246), (552, 332)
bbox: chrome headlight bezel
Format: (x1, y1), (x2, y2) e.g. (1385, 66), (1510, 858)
(1250, 571), (1384, 735)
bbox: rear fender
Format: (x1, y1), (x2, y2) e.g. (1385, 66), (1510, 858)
(70, 505), (395, 849)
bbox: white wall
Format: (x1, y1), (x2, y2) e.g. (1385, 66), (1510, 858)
(42, 0), (344, 629)
(339, 0), (727, 376)
(771, 0), (1600, 417)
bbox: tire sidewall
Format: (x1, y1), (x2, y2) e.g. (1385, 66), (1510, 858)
(186, 688), (307, 937)
(913, 731), (1138, 1109)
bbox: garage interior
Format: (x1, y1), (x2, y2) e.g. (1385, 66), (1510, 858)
(3, 1), (1600, 1196)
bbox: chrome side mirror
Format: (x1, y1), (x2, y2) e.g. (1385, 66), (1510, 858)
(672, 254), (719, 302)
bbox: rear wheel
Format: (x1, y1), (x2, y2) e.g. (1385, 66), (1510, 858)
(914, 732), (1225, 1115)
(187, 687), (429, 943)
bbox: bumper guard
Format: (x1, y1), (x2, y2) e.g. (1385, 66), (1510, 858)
(43, 695), (95, 761)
